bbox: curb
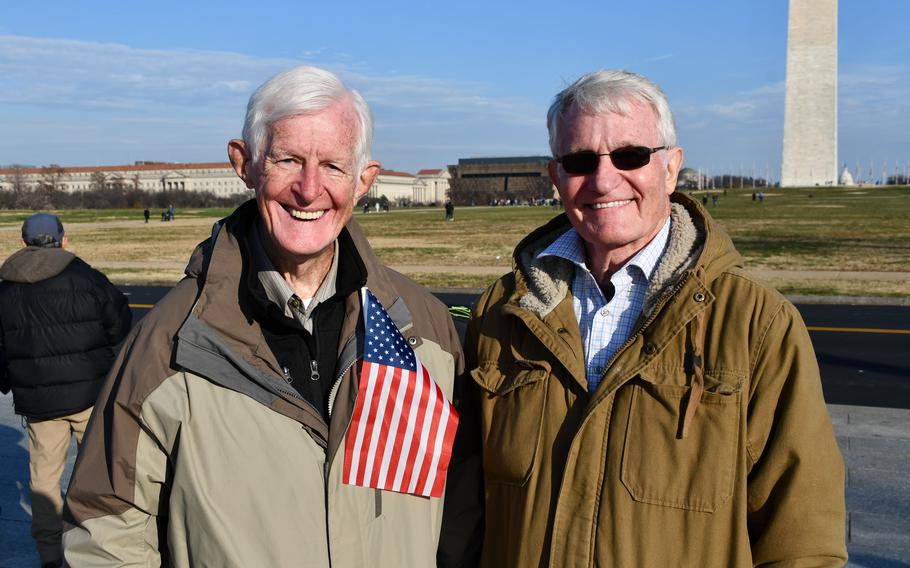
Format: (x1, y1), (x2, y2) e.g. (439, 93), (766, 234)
(786, 295), (910, 306)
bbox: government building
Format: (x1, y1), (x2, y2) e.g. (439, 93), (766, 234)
(0, 162), (452, 205)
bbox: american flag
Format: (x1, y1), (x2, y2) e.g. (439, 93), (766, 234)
(342, 288), (459, 498)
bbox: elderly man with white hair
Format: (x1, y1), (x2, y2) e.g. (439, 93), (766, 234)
(462, 69), (847, 566)
(63, 66), (476, 567)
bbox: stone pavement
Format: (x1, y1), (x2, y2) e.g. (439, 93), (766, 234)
(1, 393), (908, 566)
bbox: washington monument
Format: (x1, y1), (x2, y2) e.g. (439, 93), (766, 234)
(781, 0), (838, 187)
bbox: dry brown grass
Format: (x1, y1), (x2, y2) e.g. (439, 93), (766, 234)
(1, 186), (908, 298)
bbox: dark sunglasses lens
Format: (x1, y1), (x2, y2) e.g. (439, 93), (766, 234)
(610, 147), (651, 170)
(562, 152), (599, 174)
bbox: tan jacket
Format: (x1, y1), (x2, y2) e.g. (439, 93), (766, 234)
(63, 201), (464, 567)
(467, 193), (846, 567)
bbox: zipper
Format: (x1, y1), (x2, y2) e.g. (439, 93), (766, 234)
(327, 356), (356, 418)
(323, 330), (366, 566)
(324, 460), (333, 567)
(547, 271), (698, 568)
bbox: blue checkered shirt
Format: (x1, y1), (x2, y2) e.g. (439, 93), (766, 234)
(539, 218), (671, 391)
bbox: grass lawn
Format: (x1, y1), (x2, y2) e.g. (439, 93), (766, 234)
(0, 186), (907, 297)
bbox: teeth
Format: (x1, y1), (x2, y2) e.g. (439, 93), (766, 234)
(591, 200), (631, 209)
(289, 209), (324, 220)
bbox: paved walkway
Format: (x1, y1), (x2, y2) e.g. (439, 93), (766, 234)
(1, 393), (907, 566)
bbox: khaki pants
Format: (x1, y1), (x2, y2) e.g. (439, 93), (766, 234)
(26, 406), (93, 564)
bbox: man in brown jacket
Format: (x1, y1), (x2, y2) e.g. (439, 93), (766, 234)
(464, 70), (847, 566)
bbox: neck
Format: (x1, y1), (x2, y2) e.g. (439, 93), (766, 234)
(585, 245), (636, 285)
(584, 216), (670, 286)
(259, 228), (335, 299)
(279, 248), (334, 299)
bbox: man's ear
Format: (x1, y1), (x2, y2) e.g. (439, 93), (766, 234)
(61, 235), (69, 249)
(355, 160), (381, 200)
(228, 139), (257, 190)
(547, 159), (563, 189)
(663, 146), (684, 195)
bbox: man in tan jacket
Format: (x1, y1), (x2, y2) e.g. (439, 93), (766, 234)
(63, 66), (473, 567)
(464, 70), (847, 566)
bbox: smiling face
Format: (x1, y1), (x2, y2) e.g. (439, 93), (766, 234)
(229, 98), (378, 274)
(548, 100), (683, 272)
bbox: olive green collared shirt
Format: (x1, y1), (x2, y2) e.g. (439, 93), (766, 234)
(248, 220), (338, 334)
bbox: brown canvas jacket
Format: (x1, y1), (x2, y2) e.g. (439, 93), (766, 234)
(62, 200), (465, 567)
(467, 192), (847, 567)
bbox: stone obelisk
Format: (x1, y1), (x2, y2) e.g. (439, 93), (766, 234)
(781, 0), (838, 187)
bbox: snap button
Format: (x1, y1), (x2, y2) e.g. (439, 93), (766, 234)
(694, 292), (706, 302)
(643, 342), (657, 355)
(408, 336), (418, 346)
(557, 328), (568, 334)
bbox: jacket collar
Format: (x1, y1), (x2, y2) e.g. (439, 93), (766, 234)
(0, 246), (75, 283)
(511, 192), (739, 320)
(175, 200), (408, 443)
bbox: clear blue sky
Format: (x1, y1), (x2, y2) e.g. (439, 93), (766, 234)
(1, 0), (908, 183)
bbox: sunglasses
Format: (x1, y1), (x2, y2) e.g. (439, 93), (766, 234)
(557, 146), (667, 174)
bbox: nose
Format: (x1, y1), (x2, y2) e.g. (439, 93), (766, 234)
(290, 162), (323, 202)
(589, 155), (623, 193)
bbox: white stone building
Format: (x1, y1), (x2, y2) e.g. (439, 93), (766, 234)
(0, 162), (250, 197)
(368, 170), (417, 203)
(1, 162), (451, 205)
(366, 168), (450, 205)
(415, 169), (451, 204)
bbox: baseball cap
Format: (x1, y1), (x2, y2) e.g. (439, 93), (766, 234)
(22, 213), (65, 247)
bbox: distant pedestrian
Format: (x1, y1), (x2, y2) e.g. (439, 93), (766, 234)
(444, 200), (455, 221)
(167, 204), (175, 221)
(758, 191), (765, 203)
(712, 195), (718, 206)
(752, 192), (756, 201)
(143, 208), (150, 223)
(363, 201), (370, 214)
(0, 213), (131, 568)
(702, 195), (708, 206)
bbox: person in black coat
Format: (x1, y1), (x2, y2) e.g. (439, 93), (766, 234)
(0, 213), (131, 568)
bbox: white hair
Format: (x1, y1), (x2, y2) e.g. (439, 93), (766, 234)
(547, 69), (678, 157)
(242, 66), (373, 173)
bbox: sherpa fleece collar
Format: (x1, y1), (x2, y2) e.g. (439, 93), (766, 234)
(513, 200), (705, 319)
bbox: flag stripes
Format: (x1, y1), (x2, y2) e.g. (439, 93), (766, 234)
(342, 289), (458, 498)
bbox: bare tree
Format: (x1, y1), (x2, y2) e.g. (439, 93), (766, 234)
(38, 165), (67, 192)
(2, 165), (29, 193)
(90, 172), (107, 191)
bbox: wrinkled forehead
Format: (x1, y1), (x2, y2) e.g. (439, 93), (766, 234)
(557, 100), (659, 147)
(266, 98), (360, 153)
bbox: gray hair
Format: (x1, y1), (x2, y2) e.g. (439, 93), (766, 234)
(242, 66), (373, 173)
(547, 69), (677, 156)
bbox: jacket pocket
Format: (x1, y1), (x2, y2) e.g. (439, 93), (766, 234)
(620, 378), (740, 512)
(471, 360), (550, 486)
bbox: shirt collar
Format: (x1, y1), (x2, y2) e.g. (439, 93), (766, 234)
(248, 220), (338, 320)
(539, 216), (671, 281)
